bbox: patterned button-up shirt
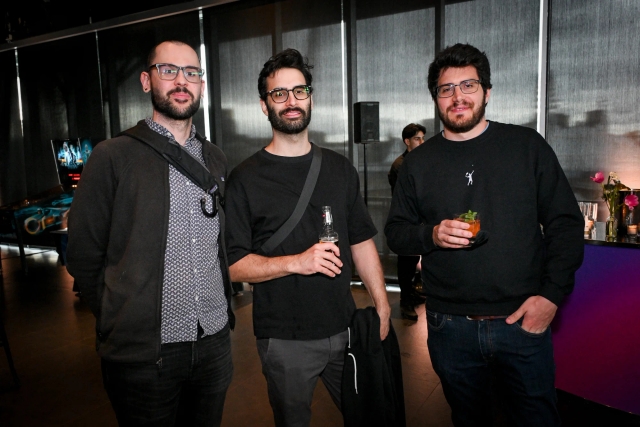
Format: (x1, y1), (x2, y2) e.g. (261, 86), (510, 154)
(145, 118), (228, 344)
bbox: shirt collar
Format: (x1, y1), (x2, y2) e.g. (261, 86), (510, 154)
(145, 117), (197, 144)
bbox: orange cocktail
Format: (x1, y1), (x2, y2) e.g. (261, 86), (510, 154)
(454, 211), (480, 243)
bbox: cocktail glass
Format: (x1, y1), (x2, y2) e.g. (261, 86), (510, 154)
(454, 212), (480, 243)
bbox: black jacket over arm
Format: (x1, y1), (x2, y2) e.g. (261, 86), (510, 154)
(342, 307), (405, 427)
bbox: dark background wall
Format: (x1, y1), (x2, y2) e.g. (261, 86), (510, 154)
(0, 50), (25, 206)
(1, 0), (639, 277)
(18, 34), (106, 197)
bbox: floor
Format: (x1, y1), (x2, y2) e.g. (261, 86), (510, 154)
(1, 244), (638, 426)
(0, 244), (452, 427)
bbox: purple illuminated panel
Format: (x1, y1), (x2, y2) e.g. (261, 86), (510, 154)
(552, 244), (640, 415)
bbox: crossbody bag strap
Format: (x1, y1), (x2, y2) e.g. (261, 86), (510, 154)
(120, 126), (218, 194)
(259, 144), (322, 255)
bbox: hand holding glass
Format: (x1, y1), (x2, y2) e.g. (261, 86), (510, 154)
(453, 211), (480, 244)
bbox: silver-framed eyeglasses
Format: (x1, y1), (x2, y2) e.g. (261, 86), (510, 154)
(435, 79), (481, 98)
(149, 63), (204, 83)
(266, 85), (313, 103)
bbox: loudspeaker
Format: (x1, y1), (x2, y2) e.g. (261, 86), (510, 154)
(353, 102), (379, 143)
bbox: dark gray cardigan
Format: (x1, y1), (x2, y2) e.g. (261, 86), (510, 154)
(67, 120), (234, 363)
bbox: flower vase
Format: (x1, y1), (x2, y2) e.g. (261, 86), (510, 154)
(606, 215), (618, 240)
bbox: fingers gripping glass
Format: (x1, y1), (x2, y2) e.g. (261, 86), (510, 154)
(435, 79), (481, 98)
(266, 85), (313, 103)
(150, 63), (204, 83)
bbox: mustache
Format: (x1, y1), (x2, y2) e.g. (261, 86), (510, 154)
(167, 87), (194, 99)
(448, 99), (473, 112)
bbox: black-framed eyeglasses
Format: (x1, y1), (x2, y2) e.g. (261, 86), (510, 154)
(435, 79), (481, 98)
(149, 63), (204, 83)
(266, 85), (313, 103)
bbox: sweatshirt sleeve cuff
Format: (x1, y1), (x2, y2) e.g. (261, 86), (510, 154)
(423, 225), (438, 253)
(539, 282), (566, 307)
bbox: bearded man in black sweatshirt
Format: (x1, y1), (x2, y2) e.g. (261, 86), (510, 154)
(384, 43), (584, 426)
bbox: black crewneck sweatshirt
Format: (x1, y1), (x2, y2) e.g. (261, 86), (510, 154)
(385, 122), (584, 315)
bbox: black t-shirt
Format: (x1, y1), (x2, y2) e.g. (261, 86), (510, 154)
(225, 144), (377, 340)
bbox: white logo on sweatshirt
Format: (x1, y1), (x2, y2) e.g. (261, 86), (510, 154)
(465, 170), (474, 186)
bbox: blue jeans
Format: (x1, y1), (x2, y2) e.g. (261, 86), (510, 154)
(101, 323), (232, 427)
(426, 311), (560, 427)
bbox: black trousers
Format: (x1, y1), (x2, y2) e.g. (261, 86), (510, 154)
(101, 323), (233, 427)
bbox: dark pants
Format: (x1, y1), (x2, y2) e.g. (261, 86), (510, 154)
(426, 311), (560, 427)
(256, 330), (348, 427)
(397, 255), (420, 304)
(101, 323), (233, 427)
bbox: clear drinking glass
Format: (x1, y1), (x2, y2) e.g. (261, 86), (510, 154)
(453, 212), (480, 243)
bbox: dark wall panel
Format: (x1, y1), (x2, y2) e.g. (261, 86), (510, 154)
(0, 50), (26, 206)
(98, 12), (202, 137)
(18, 34), (104, 196)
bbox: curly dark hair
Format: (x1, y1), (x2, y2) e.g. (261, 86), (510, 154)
(402, 123), (427, 141)
(258, 48), (313, 101)
(427, 43), (492, 100)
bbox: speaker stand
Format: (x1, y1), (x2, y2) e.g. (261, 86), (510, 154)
(362, 143), (369, 206)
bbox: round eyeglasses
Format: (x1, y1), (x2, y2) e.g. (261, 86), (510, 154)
(149, 63), (204, 83)
(266, 85), (313, 103)
(435, 79), (481, 98)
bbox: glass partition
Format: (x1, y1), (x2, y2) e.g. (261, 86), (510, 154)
(548, 0), (640, 222)
(0, 50), (26, 205)
(445, 0), (540, 129)
(356, 2), (436, 261)
(205, 0), (344, 170)
(205, 2), (276, 168)
(282, 0), (344, 155)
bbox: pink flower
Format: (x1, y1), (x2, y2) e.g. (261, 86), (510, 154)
(625, 194), (639, 210)
(590, 171), (605, 183)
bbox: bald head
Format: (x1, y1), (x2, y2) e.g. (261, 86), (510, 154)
(147, 41), (200, 69)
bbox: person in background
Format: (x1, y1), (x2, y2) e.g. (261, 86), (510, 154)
(66, 40), (234, 426)
(225, 48), (391, 427)
(388, 123), (427, 321)
(385, 43), (584, 426)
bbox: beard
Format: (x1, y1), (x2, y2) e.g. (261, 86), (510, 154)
(151, 86), (201, 120)
(266, 103), (312, 135)
(438, 98), (487, 134)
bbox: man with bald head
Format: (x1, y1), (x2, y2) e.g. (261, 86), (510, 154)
(67, 40), (234, 426)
